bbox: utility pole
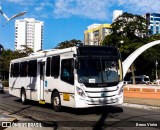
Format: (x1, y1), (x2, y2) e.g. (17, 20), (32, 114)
(155, 60), (158, 79)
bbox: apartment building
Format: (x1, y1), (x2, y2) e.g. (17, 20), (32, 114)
(144, 13), (160, 35)
(15, 18), (43, 52)
(84, 23), (112, 45)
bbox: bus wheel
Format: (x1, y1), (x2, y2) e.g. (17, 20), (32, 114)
(52, 92), (62, 112)
(21, 90), (27, 105)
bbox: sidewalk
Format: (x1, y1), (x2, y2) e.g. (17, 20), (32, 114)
(124, 97), (160, 107)
(122, 97), (160, 111)
(123, 84), (160, 110)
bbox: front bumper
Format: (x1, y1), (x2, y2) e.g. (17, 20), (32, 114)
(75, 94), (123, 108)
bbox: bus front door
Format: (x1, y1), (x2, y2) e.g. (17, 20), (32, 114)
(39, 62), (45, 104)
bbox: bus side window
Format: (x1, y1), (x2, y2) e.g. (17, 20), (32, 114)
(51, 56), (60, 78)
(20, 61), (28, 77)
(46, 57), (51, 77)
(28, 60), (37, 77)
(61, 59), (74, 85)
(11, 64), (14, 77)
(13, 63), (19, 77)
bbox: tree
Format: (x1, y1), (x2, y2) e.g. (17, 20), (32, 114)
(136, 34), (160, 80)
(103, 13), (148, 57)
(0, 49), (28, 80)
(55, 39), (82, 49)
(112, 13), (148, 39)
(20, 45), (34, 55)
(103, 12), (148, 84)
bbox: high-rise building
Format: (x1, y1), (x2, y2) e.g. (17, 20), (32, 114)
(144, 13), (160, 35)
(15, 18), (43, 52)
(84, 23), (112, 45)
(112, 10), (123, 22)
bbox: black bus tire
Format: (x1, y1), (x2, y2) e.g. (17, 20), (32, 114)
(21, 89), (27, 105)
(52, 92), (62, 112)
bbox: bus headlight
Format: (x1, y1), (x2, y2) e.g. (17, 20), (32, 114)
(118, 86), (124, 95)
(76, 87), (86, 97)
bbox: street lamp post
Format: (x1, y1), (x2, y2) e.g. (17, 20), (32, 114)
(155, 60), (158, 80)
(0, 44), (4, 55)
(0, 6), (27, 26)
(0, 44), (4, 80)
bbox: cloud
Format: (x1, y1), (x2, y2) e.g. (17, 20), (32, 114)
(6, 0), (54, 18)
(7, 0), (34, 6)
(6, 0), (160, 20)
(7, 0), (25, 3)
(53, 0), (160, 20)
(117, 0), (160, 13)
(53, 0), (110, 20)
(34, 2), (53, 12)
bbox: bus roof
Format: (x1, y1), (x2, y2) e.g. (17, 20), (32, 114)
(11, 46), (77, 63)
(10, 46), (120, 63)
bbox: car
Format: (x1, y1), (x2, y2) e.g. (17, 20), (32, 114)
(129, 75), (150, 84)
(153, 79), (160, 85)
(0, 80), (3, 93)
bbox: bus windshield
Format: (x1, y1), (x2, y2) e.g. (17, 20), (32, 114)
(77, 58), (121, 84)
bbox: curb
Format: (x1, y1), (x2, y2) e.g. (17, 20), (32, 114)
(0, 117), (17, 122)
(0, 113), (17, 128)
(0, 113), (17, 122)
(121, 103), (160, 111)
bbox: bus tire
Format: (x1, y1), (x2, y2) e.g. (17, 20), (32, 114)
(21, 89), (27, 105)
(52, 92), (62, 112)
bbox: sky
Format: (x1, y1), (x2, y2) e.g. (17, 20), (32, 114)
(0, 0), (160, 50)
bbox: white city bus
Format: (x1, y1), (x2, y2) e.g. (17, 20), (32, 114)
(9, 46), (123, 111)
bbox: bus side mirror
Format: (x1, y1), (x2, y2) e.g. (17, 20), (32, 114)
(75, 60), (79, 69)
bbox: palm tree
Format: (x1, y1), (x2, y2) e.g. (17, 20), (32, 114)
(55, 39), (82, 49)
(20, 45), (33, 55)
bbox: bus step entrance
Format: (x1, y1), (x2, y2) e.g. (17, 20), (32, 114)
(39, 100), (45, 104)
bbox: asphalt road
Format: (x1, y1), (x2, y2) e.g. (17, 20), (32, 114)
(0, 91), (160, 130)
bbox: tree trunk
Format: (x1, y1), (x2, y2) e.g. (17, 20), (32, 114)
(131, 63), (136, 84)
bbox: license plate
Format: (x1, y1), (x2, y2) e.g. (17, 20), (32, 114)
(99, 99), (108, 104)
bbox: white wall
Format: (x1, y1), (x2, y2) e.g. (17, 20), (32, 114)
(15, 18), (43, 52)
(34, 22), (43, 52)
(16, 21), (26, 50)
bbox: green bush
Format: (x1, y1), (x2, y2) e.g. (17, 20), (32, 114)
(2, 80), (9, 87)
